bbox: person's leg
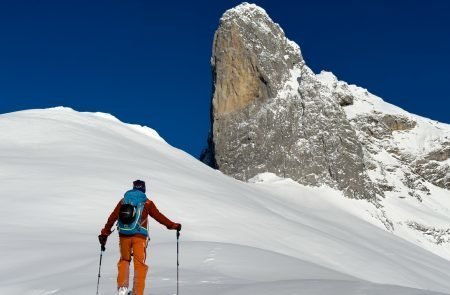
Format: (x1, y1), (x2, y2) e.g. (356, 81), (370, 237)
(117, 236), (132, 290)
(131, 236), (148, 295)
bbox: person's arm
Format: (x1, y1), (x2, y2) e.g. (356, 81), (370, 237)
(148, 200), (180, 230)
(100, 200), (122, 236)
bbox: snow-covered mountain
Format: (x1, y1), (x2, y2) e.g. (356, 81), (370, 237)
(1, 3), (449, 295)
(1, 107), (450, 295)
(202, 2), (450, 263)
(317, 71), (450, 258)
(204, 2), (450, 196)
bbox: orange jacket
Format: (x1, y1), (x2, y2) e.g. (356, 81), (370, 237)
(101, 198), (176, 237)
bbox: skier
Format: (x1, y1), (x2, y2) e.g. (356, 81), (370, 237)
(98, 180), (182, 295)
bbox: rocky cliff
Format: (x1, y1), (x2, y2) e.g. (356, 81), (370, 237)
(202, 3), (450, 202)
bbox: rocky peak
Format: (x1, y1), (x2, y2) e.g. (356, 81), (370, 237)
(203, 2), (449, 204)
(219, 2), (270, 24)
(200, 1), (450, 259)
(203, 3), (378, 200)
(211, 2), (302, 117)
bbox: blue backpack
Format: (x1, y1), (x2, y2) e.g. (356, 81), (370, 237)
(117, 189), (149, 236)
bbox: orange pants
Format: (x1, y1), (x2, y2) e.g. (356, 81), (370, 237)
(117, 235), (148, 295)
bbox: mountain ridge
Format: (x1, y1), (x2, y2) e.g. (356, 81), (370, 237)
(203, 1), (449, 202)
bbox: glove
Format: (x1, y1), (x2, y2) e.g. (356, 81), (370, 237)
(98, 234), (108, 251)
(169, 223), (182, 231)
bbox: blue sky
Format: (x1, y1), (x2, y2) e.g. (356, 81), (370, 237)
(0, 0), (449, 157)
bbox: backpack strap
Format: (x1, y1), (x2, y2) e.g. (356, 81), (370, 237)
(137, 199), (150, 230)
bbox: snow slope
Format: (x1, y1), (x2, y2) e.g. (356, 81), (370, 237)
(1, 107), (450, 295)
(315, 71), (450, 258)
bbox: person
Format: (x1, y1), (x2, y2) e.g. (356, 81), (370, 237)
(98, 180), (181, 295)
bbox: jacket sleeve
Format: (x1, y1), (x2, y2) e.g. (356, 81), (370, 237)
(101, 200), (122, 236)
(148, 200), (176, 229)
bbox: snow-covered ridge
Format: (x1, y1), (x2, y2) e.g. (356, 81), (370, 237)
(313, 69), (450, 254)
(316, 70), (450, 128)
(2, 106), (166, 143)
(2, 107), (450, 294)
(315, 70), (450, 157)
(210, 2), (450, 272)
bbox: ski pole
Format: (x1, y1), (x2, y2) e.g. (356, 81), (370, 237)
(96, 247), (104, 295)
(177, 229), (180, 295)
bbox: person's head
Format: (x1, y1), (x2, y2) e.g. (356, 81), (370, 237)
(133, 180), (146, 193)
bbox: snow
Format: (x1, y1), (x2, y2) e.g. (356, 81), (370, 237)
(1, 107), (450, 295)
(315, 70), (450, 260)
(220, 2), (270, 24)
(317, 68), (449, 166)
(315, 71), (338, 86)
(390, 118), (449, 156)
(317, 71), (446, 126)
(275, 66), (303, 100)
(322, 71), (450, 156)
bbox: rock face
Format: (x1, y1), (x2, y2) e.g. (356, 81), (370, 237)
(211, 6), (300, 116)
(199, 2), (450, 258)
(413, 142), (450, 189)
(202, 2), (450, 201)
(202, 3), (378, 199)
